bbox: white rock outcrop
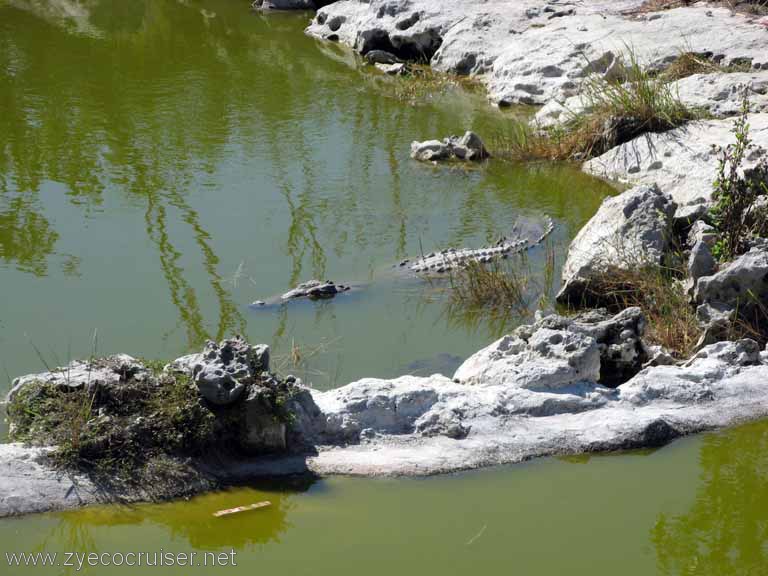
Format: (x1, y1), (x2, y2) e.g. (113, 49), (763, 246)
(306, 1), (768, 107)
(557, 183), (676, 304)
(296, 336), (768, 477)
(5, 311), (768, 514)
(534, 71), (768, 128)
(695, 245), (768, 320)
(0, 444), (99, 517)
(583, 114), (768, 220)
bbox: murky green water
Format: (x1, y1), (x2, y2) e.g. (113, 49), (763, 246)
(0, 0), (610, 397)
(2, 2), (766, 574)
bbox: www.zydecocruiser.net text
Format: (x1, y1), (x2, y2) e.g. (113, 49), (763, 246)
(5, 549), (238, 571)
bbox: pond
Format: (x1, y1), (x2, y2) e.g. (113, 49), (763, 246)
(2, 1), (764, 574)
(0, 0), (609, 402)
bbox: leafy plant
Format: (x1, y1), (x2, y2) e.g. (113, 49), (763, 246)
(711, 90), (768, 261)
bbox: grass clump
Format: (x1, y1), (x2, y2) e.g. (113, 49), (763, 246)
(371, 63), (480, 106)
(448, 259), (532, 313)
(7, 370), (216, 495)
(493, 49), (699, 161)
(584, 264), (701, 358)
(445, 245), (557, 318)
(710, 90), (768, 261)
(660, 51), (752, 82)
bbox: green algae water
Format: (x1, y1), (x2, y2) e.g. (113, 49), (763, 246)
(2, 2), (767, 575)
(0, 0), (608, 398)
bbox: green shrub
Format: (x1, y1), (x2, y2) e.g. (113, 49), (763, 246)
(711, 91), (768, 261)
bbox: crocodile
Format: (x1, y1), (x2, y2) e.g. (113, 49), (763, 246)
(401, 216), (555, 274)
(252, 217), (555, 306)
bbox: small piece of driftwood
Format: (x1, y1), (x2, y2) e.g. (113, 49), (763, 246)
(213, 501), (272, 517)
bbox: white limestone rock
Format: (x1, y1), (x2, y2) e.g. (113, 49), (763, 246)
(671, 71), (768, 118)
(307, 1), (768, 106)
(583, 114), (768, 219)
(0, 444), (99, 517)
(171, 337), (271, 406)
(557, 184), (676, 304)
(410, 131), (489, 162)
(695, 245), (768, 319)
(453, 329), (601, 389)
(7, 354), (147, 402)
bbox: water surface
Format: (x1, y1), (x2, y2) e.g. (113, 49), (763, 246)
(0, 0), (609, 397)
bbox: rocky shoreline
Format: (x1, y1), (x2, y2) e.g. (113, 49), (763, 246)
(4, 0), (768, 518)
(4, 308), (768, 517)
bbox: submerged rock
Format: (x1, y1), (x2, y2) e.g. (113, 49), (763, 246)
(375, 62), (409, 75)
(365, 49), (402, 65)
(557, 184), (676, 305)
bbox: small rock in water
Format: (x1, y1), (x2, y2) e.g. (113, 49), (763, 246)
(410, 131), (490, 163)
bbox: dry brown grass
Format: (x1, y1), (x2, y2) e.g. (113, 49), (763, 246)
(660, 52), (753, 82)
(493, 50), (699, 162)
(578, 265), (701, 359)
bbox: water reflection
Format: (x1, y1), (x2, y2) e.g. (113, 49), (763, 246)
(33, 483), (316, 573)
(652, 420), (768, 575)
(0, 195), (58, 276)
(0, 0), (612, 386)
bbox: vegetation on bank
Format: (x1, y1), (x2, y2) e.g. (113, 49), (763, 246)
(583, 263), (702, 358)
(492, 50), (703, 162)
(583, 92), (768, 354)
(629, 0), (768, 16)
(447, 90), (768, 358)
(7, 367), (217, 496)
(711, 92), (768, 260)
